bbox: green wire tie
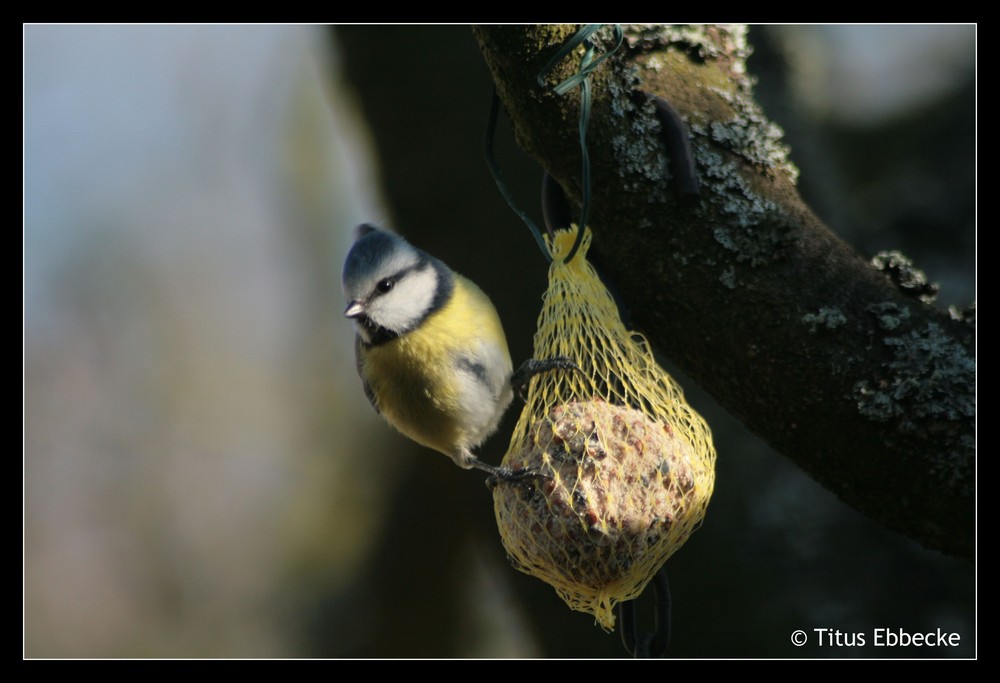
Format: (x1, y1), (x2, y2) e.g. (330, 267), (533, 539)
(485, 24), (623, 264)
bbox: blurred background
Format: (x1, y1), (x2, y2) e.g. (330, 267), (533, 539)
(23, 25), (975, 658)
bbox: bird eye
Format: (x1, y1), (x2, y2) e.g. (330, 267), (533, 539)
(376, 278), (394, 294)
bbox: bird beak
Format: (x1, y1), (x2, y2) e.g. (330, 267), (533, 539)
(344, 301), (365, 319)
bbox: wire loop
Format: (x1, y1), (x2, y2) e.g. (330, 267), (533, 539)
(485, 91), (551, 262)
(619, 567), (672, 658)
(484, 25), (623, 264)
(537, 25), (623, 264)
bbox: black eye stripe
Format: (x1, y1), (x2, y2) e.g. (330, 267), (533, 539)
(371, 258), (432, 298)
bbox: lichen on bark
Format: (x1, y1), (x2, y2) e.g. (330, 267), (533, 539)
(474, 24), (974, 557)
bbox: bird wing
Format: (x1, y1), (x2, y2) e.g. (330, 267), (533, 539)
(355, 335), (379, 413)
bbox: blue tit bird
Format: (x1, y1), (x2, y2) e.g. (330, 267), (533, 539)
(342, 224), (516, 477)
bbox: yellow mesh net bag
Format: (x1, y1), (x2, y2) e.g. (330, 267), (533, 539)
(493, 225), (716, 631)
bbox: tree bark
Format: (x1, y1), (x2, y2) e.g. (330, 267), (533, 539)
(475, 25), (975, 558)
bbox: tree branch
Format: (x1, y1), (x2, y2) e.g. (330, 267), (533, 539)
(475, 25), (975, 557)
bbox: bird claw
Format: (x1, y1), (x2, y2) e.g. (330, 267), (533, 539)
(484, 465), (550, 490)
(511, 356), (583, 402)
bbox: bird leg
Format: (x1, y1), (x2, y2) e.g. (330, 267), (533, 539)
(454, 447), (548, 487)
(510, 357), (582, 402)
(473, 458), (550, 489)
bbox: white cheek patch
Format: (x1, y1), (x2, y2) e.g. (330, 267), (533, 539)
(368, 265), (438, 333)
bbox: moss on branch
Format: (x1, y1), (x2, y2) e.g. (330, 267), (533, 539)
(474, 24), (975, 557)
